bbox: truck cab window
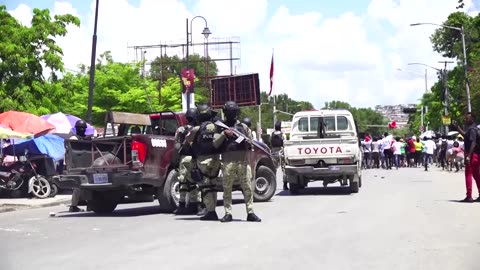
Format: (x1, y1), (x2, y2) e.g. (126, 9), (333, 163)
(337, 116), (350, 130)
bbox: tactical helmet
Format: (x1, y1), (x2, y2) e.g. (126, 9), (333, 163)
(186, 108), (198, 124)
(75, 120), (87, 129)
(242, 117), (252, 128)
(197, 104), (212, 122)
(223, 101), (239, 120)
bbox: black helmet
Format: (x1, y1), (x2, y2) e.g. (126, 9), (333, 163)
(242, 117), (252, 128)
(75, 120), (87, 129)
(186, 108), (198, 124)
(274, 121), (281, 131)
(197, 104), (212, 122)
(223, 101), (239, 120)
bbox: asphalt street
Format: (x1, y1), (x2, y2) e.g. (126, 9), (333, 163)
(1, 167), (480, 270)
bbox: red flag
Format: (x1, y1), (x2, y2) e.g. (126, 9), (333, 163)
(269, 52), (274, 96)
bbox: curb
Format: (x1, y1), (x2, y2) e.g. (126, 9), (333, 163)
(0, 198), (71, 213)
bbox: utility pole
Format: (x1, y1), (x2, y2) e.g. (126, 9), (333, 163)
(439, 60), (454, 134)
(86, 0), (99, 124)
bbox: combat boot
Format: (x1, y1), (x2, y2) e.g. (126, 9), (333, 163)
(185, 202), (198, 215)
(200, 211), (218, 221)
(197, 203), (207, 216)
(246, 213), (262, 222)
(174, 202), (188, 215)
(220, 214), (233, 223)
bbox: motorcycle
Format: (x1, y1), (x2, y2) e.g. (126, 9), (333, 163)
(0, 150), (53, 199)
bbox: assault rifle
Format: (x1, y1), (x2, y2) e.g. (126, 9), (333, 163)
(214, 120), (270, 155)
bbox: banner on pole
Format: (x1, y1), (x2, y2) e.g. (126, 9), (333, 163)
(181, 68), (195, 94)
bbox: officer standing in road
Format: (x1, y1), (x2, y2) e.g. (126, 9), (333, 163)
(214, 101), (261, 222)
(174, 108), (202, 215)
(69, 120), (92, 212)
(270, 122), (286, 190)
(186, 104), (222, 221)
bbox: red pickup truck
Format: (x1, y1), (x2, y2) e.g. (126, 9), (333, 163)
(53, 111), (277, 214)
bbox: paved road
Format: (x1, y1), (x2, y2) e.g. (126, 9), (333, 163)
(1, 167), (480, 270)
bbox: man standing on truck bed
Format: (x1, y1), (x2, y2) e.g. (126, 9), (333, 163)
(214, 101), (261, 223)
(186, 104), (222, 221)
(174, 108), (203, 215)
(69, 120), (92, 212)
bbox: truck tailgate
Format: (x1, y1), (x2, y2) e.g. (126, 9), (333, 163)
(284, 138), (358, 160)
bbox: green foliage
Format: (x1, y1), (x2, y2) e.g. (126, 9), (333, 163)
(60, 52), (206, 125)
(150, 54), (218, 102)
(422, 10), (480, 132)
(0, 5), (80, 114)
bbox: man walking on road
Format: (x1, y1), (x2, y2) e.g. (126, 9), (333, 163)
(454, 112), (480, 202)
(423, 136), (436, 171)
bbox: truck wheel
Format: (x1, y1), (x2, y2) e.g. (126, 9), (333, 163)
(289, 183), (300, 195)
(253, 166), (277, 202)
(87, 196), (118, 214)
(157, 169), (179, 213)
(92, 154), (122, 166)
(350, 175), (360, 193)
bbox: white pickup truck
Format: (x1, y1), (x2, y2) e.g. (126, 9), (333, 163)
(283, 109), (362, 194)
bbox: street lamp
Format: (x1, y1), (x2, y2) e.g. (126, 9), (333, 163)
(410, 22), (471, 112)
(396, 68), (429, 93)
(185, 16), (211, 111)
(408, 61), (453, 133)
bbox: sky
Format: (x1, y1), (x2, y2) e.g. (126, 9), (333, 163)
(4, 0), (480, 109)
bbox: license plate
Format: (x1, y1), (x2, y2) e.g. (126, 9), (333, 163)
(93, 173), (108, 184)
(329, 166), (340, 171)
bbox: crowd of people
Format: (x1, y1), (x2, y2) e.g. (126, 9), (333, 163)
(360, 112), (480, 203)
(360, 131), (464, 172)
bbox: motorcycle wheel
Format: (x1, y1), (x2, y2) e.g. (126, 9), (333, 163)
(30, 176), (51, 199)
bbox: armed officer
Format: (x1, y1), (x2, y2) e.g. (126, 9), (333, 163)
(174, 108), (202, 215)
(214, 101), (261, 222)
(186, 104), (222, 221)
(270, 121), (287, 190)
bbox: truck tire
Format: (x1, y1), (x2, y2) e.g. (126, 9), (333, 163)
(157, 169), (179, 213)
(92, 154), (122, 166)
(87, 196), (118, 214)
(289, 183), (300, 195)
(253, 166), (277, 202)
(350, 174), (360, 193)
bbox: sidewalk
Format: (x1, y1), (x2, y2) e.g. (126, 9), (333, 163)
(0, 195), (71, 213)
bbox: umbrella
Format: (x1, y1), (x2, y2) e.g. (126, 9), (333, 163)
(3, 134), (65, 161)
(41, 112), (95, 136)
(0, 125), (34, 139)
(0, 111), (55, 136)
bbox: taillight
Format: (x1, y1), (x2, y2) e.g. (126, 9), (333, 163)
(337, 157), (354, 164)
(132, 140), (147, 164)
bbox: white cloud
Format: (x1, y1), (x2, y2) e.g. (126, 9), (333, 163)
(8, 0), (478, 109)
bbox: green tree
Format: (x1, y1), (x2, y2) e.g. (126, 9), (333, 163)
(61, 52), (206, 125)
(428, 12), (480, 119)
(150, 54), (218, 103)
(0, 5), (80, 115)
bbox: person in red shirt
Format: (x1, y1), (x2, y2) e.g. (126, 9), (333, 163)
(454, 112), (480, 202)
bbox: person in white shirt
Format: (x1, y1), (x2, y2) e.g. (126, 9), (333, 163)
(392, 136), (403, 169)
(371, 137), (380, 168)
(423, 136), (436, 171)
(382, 132), (394, 170)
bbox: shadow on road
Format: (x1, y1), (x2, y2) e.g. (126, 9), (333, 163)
(446, 199), (479, 204)
(275, 186), (351, 196)
(54, 199), (248, 218)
